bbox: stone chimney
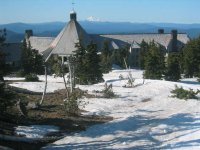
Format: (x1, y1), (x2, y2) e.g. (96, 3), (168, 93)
(158, 29), (164, 34)
(25, 30), (33, 39)
(171, 29), (178, 52)
(70, 11), (77, 21)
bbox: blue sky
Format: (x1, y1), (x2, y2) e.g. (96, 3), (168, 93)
(0, 0), (199, 24)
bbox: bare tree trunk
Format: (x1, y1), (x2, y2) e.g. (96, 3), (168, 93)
(123, 57), (128, 69)
(142, 71), (145, 84)
(61, 63), (69, 99)
(0, 74), (5, 96)
(67, 58), (73, 93)
(40, 65), (47, 105)
(16, 99), (26, 116)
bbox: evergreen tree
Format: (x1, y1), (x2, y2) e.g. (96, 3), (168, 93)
(21, 39), (44, 75)
(0, 29), (14, 114)
(139, 40), (149, 69)
(144, 41), (165, 79)
(31, 49), (44, 74)
(120, 44), (130, 68)
(178, 46), (185, 74)
(111, 49), (122, 67)
(182, 37), (200, 78)
(47, 55), (64, 76)
(165, 52), (181, 81)
(74, 41), (103, 85)
(100, 40), (112, 73)
(74, 41), (87, 84)
(0, 29), (6, 95)
(21, 39), (32, 74)
(85, 41), (103, 84)
(198, 66), (200, 82)
(111, 44), (130, 69)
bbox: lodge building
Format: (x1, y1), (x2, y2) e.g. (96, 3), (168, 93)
(1, 11), (190, 68)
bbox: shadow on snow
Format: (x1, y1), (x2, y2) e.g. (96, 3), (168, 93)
(43, 113), (200, 150)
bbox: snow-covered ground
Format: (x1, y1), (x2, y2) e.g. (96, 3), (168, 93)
(9, 75), (66, 93)
(7, 70), (200, 149)
(15, 125), (59, 139)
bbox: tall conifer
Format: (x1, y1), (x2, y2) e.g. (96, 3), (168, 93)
(165, 52), (181, 81)
(100, 40), (112, 73)
(139, 40), (149, 69)
(21, 39), (44, 75)
(144, 41), (165, 79)
(74, 41), (103, 84)
(182, 37), (200, 78)
(85, 41), (103, 84)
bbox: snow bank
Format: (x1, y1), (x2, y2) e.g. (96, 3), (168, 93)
(8, 75), (69, 93)
(6, 69), (200, 149)
(10, 82), (65, 93)
(15, 125), (59, 138)
(42, 69), (200, 150)
(4, 77), (25, 81)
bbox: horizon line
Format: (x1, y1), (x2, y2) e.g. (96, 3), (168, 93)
(1, 21), (200, 25)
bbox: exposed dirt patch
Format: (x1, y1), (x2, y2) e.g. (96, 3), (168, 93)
(0, 86), (113, 150)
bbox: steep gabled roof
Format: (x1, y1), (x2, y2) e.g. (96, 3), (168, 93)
(51, 20), (91, 55)
(42, 12), (91, 61)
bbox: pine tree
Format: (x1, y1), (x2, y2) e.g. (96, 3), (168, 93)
(111, 49), (122, 67)
(0, 29), (14, 114)
(74, 41), (103, 85)
(0, 29), (6, 95)
(198, 66), (200, 82)
(21, 39), (44, 75)
(31, 49), (44, 75)
(182, 37), (200, 78)
(144, 41), (165, 79)
(165, 52), (181, 81)
(139, 40), (149, 69)
(85, 41), (103, 84)
(74, 41), (87, 84)
(120, 44), (130, 68)
(21, 39), (32, 74)
(100, 40), (112, 73)
(47, 55), (64, 76)
(111, 44), (130, 69)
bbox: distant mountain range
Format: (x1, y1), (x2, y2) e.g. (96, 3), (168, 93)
(1, 21), (200, 43)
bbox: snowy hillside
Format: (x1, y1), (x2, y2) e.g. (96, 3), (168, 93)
(7, 69), (200, 149)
